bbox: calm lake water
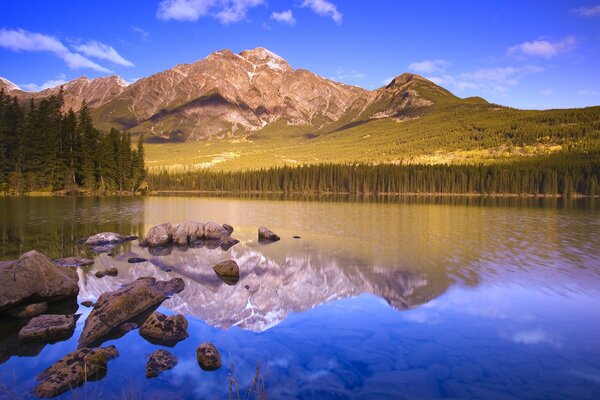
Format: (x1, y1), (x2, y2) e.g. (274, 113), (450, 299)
(1, 196), (600, 399)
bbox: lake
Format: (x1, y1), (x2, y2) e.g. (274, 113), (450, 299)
(1, 196), (600, 399)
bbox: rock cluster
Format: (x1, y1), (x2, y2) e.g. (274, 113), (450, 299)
(141, 221), (239, 250)
(78, 277), (185, 348)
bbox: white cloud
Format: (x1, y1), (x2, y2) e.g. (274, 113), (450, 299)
(157, 0), (264, 24)
(572, 5), (600, 16)
(271, 10), (296, 26)
(428, 65), (544, 95)
(132, 26), (150, 40)
(408, 59), (449, 74)
(509, 329), (561, 347)
(0, 28), (112, 73)
(507, 36), (576, 58)
(577, 89), (600, 96)
(20, 73), (68, 92)
(73, 40), (134, 67)
(301, 0), (342, 24)
(334, 68), (365, 81)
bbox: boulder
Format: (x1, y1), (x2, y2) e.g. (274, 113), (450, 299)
(222, 223), (234, 235)
(0, 250), (79, 313)
(258, 227), (280, 242)
(196, 342), (222, 371)
(34, 346), (119, 398)
(78, 277), (185, 348)
(54, 257), (94, 267)
(204, 222), (230, 240)
(212, 260), (240, 285)
(95, 270), (106, 278)
(141, 223), (176, 247)
(105, 267), (118, 276)
(140, 312), (189, 346)
(84, 232), (137, 246)
(173, 221), (205, 246)
(219, 235), (240, 250)
(19, 314), (79, 343)
(146, 349), (178, 378)
(7, 302), (48, 318)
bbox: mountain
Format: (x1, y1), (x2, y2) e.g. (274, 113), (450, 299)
(1, 47), (458, 141)
(0, 77), (20, 92)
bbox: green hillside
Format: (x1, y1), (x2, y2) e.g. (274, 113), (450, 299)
(144, 102), (600, 173)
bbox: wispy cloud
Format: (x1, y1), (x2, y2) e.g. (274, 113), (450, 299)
(334, 68), (366, 81)
(508, 329), (562, 347)
(132, 26), (150, 40)
(508, 36), (576, 58)
(572, 5), (600, 16)
(19, 73), (68, 92)
(157, 0), (264, 24)
(408, 59), (449, 74)
(429, 65), (544, 95)
(271, 10), (296, 26)
(577, 89), (600, 96)
(0, 28), (112, 73)
(73, 40), (134, 67)
(301, 0), (342, 24)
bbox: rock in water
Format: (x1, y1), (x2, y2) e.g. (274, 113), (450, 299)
(140, 312), (189, 346)
(19, 314), (79, 343)
(80, 300), (95, 308)
(204, 222), (230, 240)
(258, 227), (280, 242)
(54, 257), (94, 267)
(173, 221), (205, 246)
(84, 232), (137, 246)
(222, 223), (234, 235)
(7, 302), (48, 318)
(95, 270), (106, 278)
(212, 260), (240, 285)
(128, 257), (148, 263)
(105, 267), (118, 276)
(77, 277), (185, 348)
(146, 349), (178, 378)
(34, 346), (119, 398)
(0, 250), (80, 313)
(219, 235), (240, 250)
(196, 342), (222, 371)
(141, 223), (176, 247)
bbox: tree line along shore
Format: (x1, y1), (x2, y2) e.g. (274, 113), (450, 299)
(1, 89), (599, 198)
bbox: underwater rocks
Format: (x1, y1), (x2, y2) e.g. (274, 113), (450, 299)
(7, 302), (48, 318)
(140, 221), (238, 250)
(34, 345), (119, 398)
(212, 260), (240, 285)
(258, 226), (280, 243)
(18, 314), (79, 343)
(54, 257), (94, 267)
(140, 312), (189, 346)
(0, 250), (79, 315)
(146, 349), (178, 378)
(84, 232), (137, 246)
(196, 342), (222, 371)
(77, 277), (185, 348)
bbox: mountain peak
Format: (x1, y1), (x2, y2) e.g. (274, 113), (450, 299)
(238, 47), (292, 73)
(0, 77), (21, 92)
(385, 73), (426, 89)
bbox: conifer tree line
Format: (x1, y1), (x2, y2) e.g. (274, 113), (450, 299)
(148, 153), (600, 198)
(0, 89), (146, 194)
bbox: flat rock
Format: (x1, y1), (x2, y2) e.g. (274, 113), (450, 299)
(0, 250), (80, 313)
(19, 314), (78, 343)
(146, 349), (178, 378)
(34, 345), (119, 398)
(128, 257), (148, 263)
(196, 342), (222, 371)
(77, 277), (185, 348)
(7, 302), (48, 318)
(84, 232), (137, 246)
(140, 312), (189, 346)
(258, 226), (280, 242)
(54, 257), (94, 267)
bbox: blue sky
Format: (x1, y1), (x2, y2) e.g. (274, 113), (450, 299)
(1, 0), (599, 109)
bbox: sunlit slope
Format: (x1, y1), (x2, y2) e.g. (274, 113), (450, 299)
(144, 103), (600, 172)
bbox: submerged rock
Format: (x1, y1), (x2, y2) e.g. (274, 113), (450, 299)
(54, 257), (94, 267)
(95, 270), (106, 278)
(7, 302), (48, 319)
(258, 227), (280, 243)
(80, 300), (95, 308)
(18, 314), (79, 343)
(34, 345), (119, 398)
(146, 349), (178, 378)
(105, 267), (118, 276)
(0, 250), (79, 314)
(140, 312), (189, 346)
(212, 260), (240, 285)
(196, 342), (222, 371)
(77, 277), (185, 348)
(84, 232), (137, 246)
(128, 257), (148, 263)
(90, 245), (115, 254)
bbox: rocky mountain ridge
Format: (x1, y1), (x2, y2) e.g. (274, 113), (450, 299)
(1, 47), (468, 141)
